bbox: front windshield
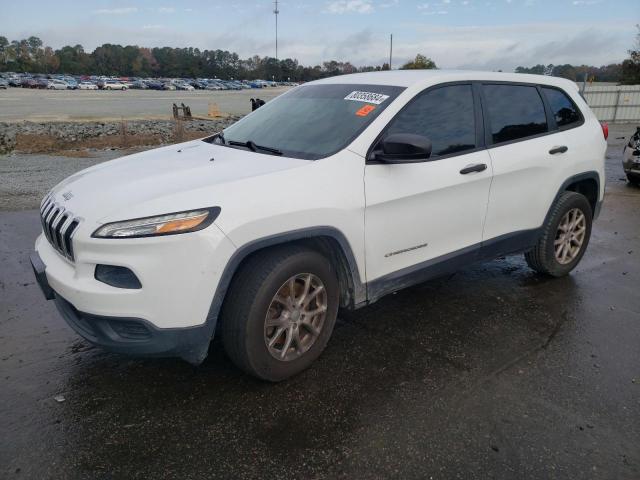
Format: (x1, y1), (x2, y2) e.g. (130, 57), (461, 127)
(213, 83), (405, 160)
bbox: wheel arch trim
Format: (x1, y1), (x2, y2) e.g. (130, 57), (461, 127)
(546, 170), (602, 223)
(203, 226), (366, 341)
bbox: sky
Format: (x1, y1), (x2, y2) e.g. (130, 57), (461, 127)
(0, 0), (637, 71)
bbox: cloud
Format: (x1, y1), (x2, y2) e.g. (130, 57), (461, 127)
(158, 7), (176, 13)
(8, 13), (631, 73)
(325, 0), (374, 14)
(93, 7), (138, 15)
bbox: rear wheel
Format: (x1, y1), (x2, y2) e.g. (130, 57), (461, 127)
(627, 173), (640, 186)
(221, 246), (339, 381)
(525, 191), (592, 277)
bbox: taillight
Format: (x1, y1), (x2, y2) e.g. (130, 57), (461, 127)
(601, 122), (609, 140)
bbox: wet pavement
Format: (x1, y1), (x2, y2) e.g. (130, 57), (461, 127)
(1, 125), (639, 479)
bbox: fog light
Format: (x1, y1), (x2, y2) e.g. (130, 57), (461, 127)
(95, 265), (142, 289)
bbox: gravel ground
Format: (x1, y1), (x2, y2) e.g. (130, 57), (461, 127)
(0, 149), (140, 210)
(0, 117), (240, 154)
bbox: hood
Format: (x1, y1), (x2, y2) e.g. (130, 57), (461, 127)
(48, 140), (308, 222)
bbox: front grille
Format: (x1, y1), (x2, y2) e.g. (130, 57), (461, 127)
(40, 195), (81, 261)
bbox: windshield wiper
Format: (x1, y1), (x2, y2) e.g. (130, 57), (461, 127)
(228, 140), (282, 156)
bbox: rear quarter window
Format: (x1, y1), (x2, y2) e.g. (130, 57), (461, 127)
(542, 87), (583, 128)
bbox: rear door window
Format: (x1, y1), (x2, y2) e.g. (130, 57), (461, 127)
(483, 84), (548, 144)
(384, 84), (476, 157)
(542, 87), (582, 128)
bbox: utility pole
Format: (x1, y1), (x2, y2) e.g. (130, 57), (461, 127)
(389, 34), (393, 70)
(274, 0), (280, 61)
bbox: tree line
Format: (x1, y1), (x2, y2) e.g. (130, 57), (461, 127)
(2, 31), (637, 84)
(516, 26), (640, 85)
(0, 35), (438, 81)
(514, 63), (624, 83)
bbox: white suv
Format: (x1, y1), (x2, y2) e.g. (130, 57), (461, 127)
(31, 71), (607, 381)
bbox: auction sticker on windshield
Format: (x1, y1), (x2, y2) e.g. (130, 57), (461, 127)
(344, 91), (390, 105)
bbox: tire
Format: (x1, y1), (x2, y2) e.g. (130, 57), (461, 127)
(627, 173), (640, 186)
(525, 191), (593, 277)
(106, 86), (111, 90)
(220, 246), (339, 381)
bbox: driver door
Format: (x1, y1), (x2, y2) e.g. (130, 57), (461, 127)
(364, 83), (493, 292)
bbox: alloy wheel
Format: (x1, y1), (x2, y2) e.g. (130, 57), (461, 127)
(264, 273), (328, 361)
(554, 208), (586, 264)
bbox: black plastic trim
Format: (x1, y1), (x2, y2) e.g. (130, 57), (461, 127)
(54, 295), (211, 365)
(367, 228), (541, 303)
(95, 264), (142, 289)
(544, 171), (601, 224)
(30, 252), (55, 300)
(91, 206), (221, 239)
(202, 227), (367, 346)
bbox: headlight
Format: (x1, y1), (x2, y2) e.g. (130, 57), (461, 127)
(92, 207), (220, 238)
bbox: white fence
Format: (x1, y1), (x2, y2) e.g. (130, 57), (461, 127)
(582, 85), (640, 123)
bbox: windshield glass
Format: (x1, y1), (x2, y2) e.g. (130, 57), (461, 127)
(212, 83), (405, 160)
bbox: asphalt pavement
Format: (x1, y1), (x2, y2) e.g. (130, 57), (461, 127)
(0, 125), (638, 479)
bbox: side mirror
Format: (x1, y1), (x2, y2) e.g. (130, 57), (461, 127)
(373, 133), (432, 163)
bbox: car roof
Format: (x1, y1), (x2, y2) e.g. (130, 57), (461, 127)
(310, 69), (578, 91)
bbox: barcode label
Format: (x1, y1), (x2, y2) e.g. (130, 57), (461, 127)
(344, 91), (390, 105)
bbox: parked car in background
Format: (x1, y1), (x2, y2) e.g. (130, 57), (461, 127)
(21, 77), (35, 88)
(63, 78), (78, 89)
(101, 80), (127, 90)
(130, 80), (148, 89)
(161, 82), (176, 91)
(623, 126), (640, 186)
(0, 78), (8, 89)
(35, 78), (49, 89)
(205, 82), (223, 91)
(175, 82), (195, 91)
(47, 79), (69, 90)
(145, 81), (163, 90)
(78, 81), (98, 90)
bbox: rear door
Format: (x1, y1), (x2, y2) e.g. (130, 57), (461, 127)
(480, 83), (571, 243)
(364, 83), (493, 285)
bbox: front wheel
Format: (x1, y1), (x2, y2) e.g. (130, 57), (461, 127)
(525, 191), (593, 277)
(220, 246), (339, 381)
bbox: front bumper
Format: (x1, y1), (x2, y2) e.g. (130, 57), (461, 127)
(31, 221), (236, 364)
(623, 147), (640, 174)
(31, 251), (214, 364)
(31, 251), (215, 364)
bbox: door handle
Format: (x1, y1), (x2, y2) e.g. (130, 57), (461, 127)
(459, 163), (487, 175)
(549, 146), (568, 155)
